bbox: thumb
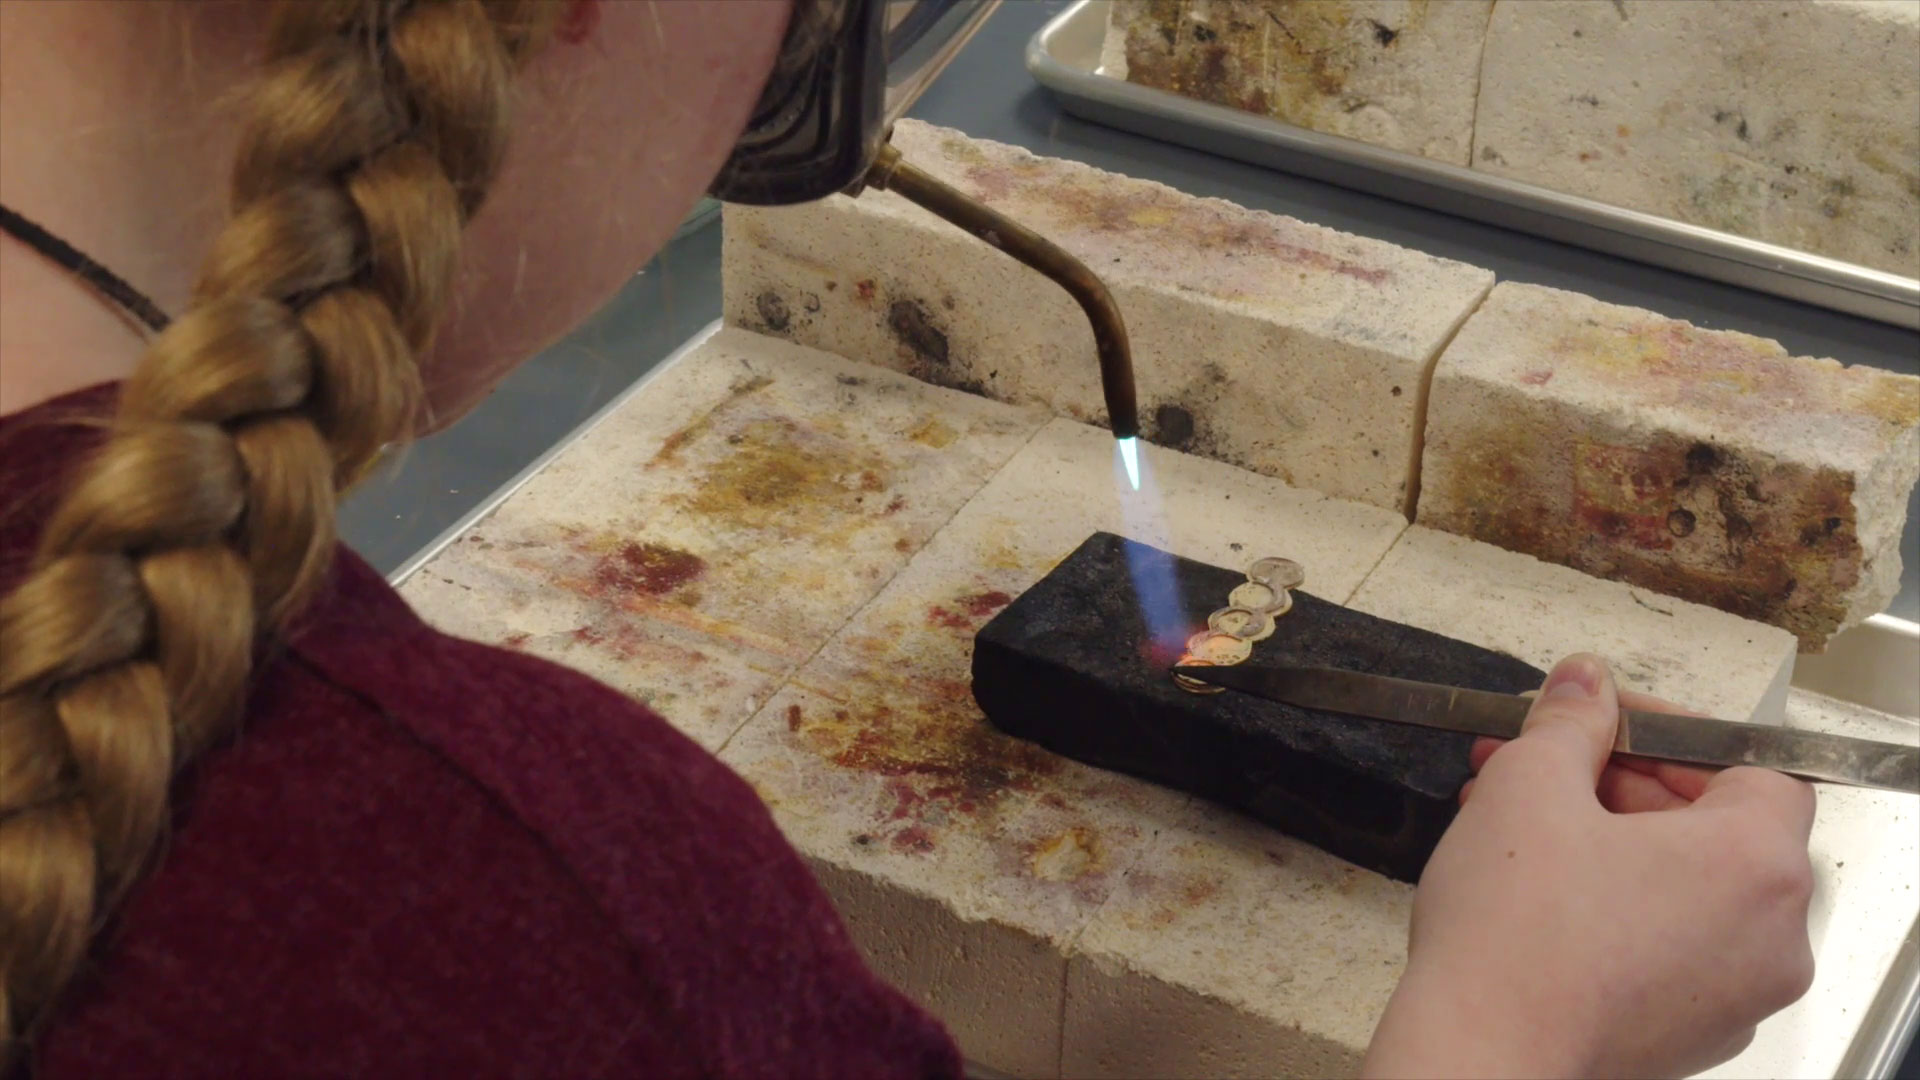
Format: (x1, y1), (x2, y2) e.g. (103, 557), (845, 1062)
(1514, 653), (1622, 788)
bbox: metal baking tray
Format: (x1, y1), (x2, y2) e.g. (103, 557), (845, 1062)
(1027, 0), (1920, 330)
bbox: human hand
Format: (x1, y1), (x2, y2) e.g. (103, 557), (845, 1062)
(1360, 654), (1817, 1079)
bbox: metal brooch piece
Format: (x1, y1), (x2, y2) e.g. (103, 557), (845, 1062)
(1208, 605), (1275, 642)
(1227, 581), (1291, 619)
(1173, 557), (1306, 694)
(1247, 557), (1305, 591)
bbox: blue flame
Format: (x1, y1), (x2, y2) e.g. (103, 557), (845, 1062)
(1111, 435), (1188, 656)
(1124, 537), (1190, 656)
(1117, 436), (1141, 491)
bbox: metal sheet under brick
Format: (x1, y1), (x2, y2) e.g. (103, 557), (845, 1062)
(973, 531), (1543, 882)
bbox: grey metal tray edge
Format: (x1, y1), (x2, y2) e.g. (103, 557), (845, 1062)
(1838, 918), (1920, 1080)
(1028, 0), (1920, 331)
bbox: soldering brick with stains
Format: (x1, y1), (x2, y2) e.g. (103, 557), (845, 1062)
(725, 121), (1914, 652)
(1104, 0), (1493, 165)
(722, 118), (1494, 514)
(397, 323), (1841, 1076)
(1420, 282), (1920, 652)
(397, 329), (1049, 751)
(1109, 1), (1919, 278)
(1473, 0), (1920, 279)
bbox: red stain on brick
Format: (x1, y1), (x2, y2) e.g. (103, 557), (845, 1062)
(786, 704), (804, 732)
(855, 279), (876, 302)
(920, 783), (978, 816)
(959, 590), (1012, 618)
(817, 704), (1060, 799)
(1574, 442), (1676, 551)
(883, 495), (908, 515)
(785, 695), (1069, 861)
(501, 632), (531, 649)
(1518, 369), (1555, 386)
(858, 470), (885, 493)
(923, 679), (973, 706)
(926, 589), (1015, 630)
(591, 542), (706, 596)
(885, 780), (926, 822)
(891, 827), (935, 855)
(925, 605), (971, 630)
(1181, 876), (1221, 906)
(567, 623), (634, 662)
(958, 157), (1391, 286)
(1297, 246), (1387, 284)
(564, 620), (716, 672)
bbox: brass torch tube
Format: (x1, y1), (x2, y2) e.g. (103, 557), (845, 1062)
(862, 143), (1140, 440)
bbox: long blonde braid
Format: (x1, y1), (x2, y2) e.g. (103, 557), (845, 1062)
(0, 0), (559, 1055)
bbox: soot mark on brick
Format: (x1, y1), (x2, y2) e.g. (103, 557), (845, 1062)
(1718, 492), (1755, 550)
(1152, 404), (1197, 450)
(755, 291), (790, 332)
(1712, 109), (1752, 143)
(1820, 177), (1857, 220)
(1368, 19), (1397, 45)
(1799, 516), (1845, 548)
(888, 300), (949, 365)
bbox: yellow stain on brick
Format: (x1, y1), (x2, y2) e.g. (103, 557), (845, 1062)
(907, 416), (959, 448)
(1029, 827), (1105, 883)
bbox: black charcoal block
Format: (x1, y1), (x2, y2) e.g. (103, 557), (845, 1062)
(972, 532), (1544, 883)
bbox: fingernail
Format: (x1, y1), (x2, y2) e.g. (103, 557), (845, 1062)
(1543, 655), (1603, 701)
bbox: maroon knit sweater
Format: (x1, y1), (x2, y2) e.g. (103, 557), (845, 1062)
(3, 385), (962, 1079)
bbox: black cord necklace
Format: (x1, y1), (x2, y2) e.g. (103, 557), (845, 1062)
(0, 202), (172, 333)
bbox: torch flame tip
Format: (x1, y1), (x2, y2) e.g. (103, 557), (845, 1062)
(1117, 436), (1141, 491)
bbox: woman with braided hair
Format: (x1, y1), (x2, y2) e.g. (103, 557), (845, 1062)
(1, 2), (1822, 1078)
(1, 2), (965, 1075)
